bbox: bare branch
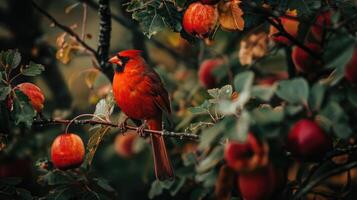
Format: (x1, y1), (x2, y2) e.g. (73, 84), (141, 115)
(33, 118), (200, 141)
(242, 1), (321, 59)
(31, 0), (98, 58)
(97, 0), (113, 79)
(79, 0), (195, 65)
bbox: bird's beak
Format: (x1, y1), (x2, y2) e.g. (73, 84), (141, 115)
(108, 56), (120, 64)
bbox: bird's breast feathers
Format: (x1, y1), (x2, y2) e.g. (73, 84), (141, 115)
(113, 71), (161, 120)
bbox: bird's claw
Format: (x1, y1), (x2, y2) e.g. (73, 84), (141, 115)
(118, 117), (129, 133)
(137, 122), (148, 138)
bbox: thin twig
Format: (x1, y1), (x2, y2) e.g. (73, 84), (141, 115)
(79, 0), (194, 65)
(31, 0), (98, 58)
(293, 161), (357, 200)
(242, 1), (321, 59)
(33, 118), (200, 141)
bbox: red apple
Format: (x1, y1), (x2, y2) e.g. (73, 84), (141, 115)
(287, 119), (332, 161)
(224, 133), (269, 172)
(345, 49), (357, 84)
(292, 43), (322, 73)
(114, 131), (138, 158)
(51, 133), (85, 170)
(183, 2), (218, 38)
(311, 11), (331, 42)
(15, 82), (45, 112)
(198, 58), (224, 88)
(238, 164), (284, 200)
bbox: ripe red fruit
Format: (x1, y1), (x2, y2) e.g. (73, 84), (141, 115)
(345, 49), (357, 84)
(183, 2), (218, 38)
(114, 131), (138, 158)
(292, 43), (322, 73)
(287, 119), (332, 161)
(224, 133), (269, 172)
(15, 82), (45, 112)
(200, 0), (221, 5)
(51, 133), (85, 170)
(238, 165), (284, 200)
(198, 58), (224, 88)
(311, 11), (331, 42)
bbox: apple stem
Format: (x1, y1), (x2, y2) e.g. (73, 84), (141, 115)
(64, 114), (106, 134)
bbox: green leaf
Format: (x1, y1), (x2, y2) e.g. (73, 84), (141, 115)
(86, 126), (111, 165)
(276, 78), (309, 104)
(251, 85), (277, 101)
(170, 177), (186, 196)
(332, 122), (352, 139)
(133, 7), (165, 38)
(233, 71), (254, 92)
(93, 98), (114, 119)
(347, 87), (357, 107)
(252, 106), (284, 125)
(16, 188), (32, 200)
(148, 180), (163, 199)
(236, 110), (250, 142)
(95, 178), (115, 193)
(0, 85), (11, 100)
(195, 169), (217, 187)
(196, 146), (223, 173)
(11, 90), (36, 127)
(218, 85), (233, 100)
(188, 100), (212, 114)
(323, 33), (355, 70)
(42, 171), (72, 186)
(308, 82), (326, 111)
(0, 49), (21, 69)
(207, 88), (219, 99)
(22, 61), (44, 76)
(198, 120), (226, 150)
(47, 186), (75, 200)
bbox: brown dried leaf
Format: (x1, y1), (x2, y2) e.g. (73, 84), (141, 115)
(238, 32), (268, 65)
(218, 0), (244, 31)
(85, 69), (100, 89)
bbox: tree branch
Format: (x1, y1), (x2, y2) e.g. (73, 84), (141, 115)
(242, 1), (321, 59)
(31, 0), (98, 59)
(33, 118), (199, 141)
(97, 0), (113, 80)
(80, 0), (194, 65)
(293, 161), (357, 200)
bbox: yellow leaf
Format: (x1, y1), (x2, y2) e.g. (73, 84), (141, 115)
(85, 69), (100, 89)
(218, 0), (244, 31)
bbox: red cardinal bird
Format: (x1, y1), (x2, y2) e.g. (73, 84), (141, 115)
(109, 50), (174, 180)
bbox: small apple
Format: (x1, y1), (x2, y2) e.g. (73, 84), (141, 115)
(291, 43), (322, 73)
(345, 49), (357, 84)
(114, 131), (138, 158)
(224, 133), (269, 172)
(198, 58), (224, 88)
(287, 119), (332, 161)
(51, 133), (85, 170)
(183, 2), (218, 38)
(14, 82), (45, 112)
(311, 11), (331, 42)
(238, 164), (284, 200)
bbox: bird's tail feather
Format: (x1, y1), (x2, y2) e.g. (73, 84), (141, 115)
(148, 119), (174, 181)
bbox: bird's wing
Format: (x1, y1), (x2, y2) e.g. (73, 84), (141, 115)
(142, 69), (172, 114)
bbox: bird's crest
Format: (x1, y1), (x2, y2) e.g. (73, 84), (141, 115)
(118, 49), (142, 58)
